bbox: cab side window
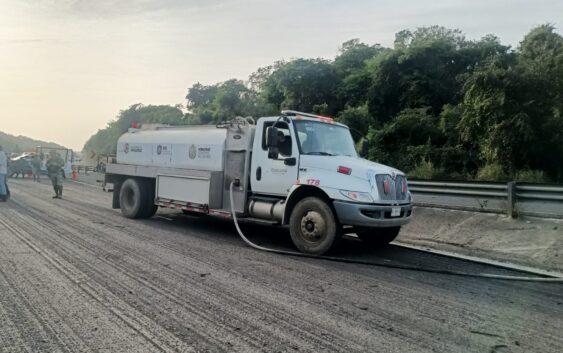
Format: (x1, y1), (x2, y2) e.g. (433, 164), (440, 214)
(261, 122), (292, 157)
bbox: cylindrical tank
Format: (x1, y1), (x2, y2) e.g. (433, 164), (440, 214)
(248, 199), (285, 222)
(116, 127), (227, 171)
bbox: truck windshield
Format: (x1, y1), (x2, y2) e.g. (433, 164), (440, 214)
(294, 120), (358, 157)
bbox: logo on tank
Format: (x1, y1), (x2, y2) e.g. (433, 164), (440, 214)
(197, 146), (211, 158)
(188, 144), (197, 159)
(124, 143), (129, 154)
(157, 145), (162, 155)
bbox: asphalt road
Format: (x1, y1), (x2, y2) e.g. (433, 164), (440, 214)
(1, 178), (562, 353)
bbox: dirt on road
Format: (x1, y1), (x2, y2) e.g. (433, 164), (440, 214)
(1, 178), (562, 353)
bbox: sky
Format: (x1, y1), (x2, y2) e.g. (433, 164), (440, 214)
(0, 0), (561, 150)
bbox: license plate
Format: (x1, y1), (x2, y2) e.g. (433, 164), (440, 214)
(391, 207), (401, 217)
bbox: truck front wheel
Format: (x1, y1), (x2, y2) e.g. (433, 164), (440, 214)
(119, 178), (156, 219)
(356, 226), (401, 246)
(289, 197), (339, 255)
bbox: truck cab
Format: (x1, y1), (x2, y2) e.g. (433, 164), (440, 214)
(248, 111), (412, 253)
(106, 111), (412, 255)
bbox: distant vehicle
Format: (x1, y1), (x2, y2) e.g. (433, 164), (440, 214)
(8, 154), (33, 178)
(106, 111), (413, 255)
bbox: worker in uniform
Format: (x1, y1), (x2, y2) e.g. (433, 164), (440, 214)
(31, 154), (42, 182)
(0, 145), (8, 202)
(46, 151), (65, 199)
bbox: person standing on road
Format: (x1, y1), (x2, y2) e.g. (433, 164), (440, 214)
(31, 154), (41, 182)
(46, 151), (65, 199)
(0, 146), (8, 202)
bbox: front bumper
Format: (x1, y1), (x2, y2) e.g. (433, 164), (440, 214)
(333, 201), (413, 228)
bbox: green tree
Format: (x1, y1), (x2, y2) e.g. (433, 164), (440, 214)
(518, 24), (563, 131)
(336, 104), (372, 137)
(140, 105), (184, 124)
(368, 108), (444, 172)
(451, 25), (563, 181)
(186, 79), (267, 124)
(457, 58), (562, 179)
(83, 104), (184, 155)
(394, 26), (466, 50)
(367, 26), (509, 124)
(186, 83), (218, 110)
(519, 24), (563, 75)
(214, 79), (251, 118)
(334, 39), (385, 108)
(334, 39), (383, 75)
(261, 58), (338, 114)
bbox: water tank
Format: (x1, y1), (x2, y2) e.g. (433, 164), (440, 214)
(116, 127), (227, 172)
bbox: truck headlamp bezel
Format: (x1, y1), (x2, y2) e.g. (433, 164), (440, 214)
(339, 190), (374, 203)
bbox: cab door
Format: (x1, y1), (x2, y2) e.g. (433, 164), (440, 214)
(250, 119), (299, 196)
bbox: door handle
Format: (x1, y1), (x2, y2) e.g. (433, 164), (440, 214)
(256, 167), (262, 181)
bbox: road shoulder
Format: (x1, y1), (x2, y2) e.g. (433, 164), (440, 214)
(398, 206), (563, 273)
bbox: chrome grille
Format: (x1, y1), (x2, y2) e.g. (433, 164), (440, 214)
(375, 174), (408, 201)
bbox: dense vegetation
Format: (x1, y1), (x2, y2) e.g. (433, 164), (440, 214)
(83, 25), (563, 182)
(0, 131), (65, 154)
(83, 104), (184, 156)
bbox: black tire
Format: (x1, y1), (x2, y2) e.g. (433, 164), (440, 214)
(289, 197), (339, 255)
(119, 178), (155, 219)
(356, 226), (401, 246)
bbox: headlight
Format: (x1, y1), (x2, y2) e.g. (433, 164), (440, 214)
(339, 190), (373, 203)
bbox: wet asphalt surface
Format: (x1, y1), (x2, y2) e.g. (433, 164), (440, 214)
(0, 178), (562, 353)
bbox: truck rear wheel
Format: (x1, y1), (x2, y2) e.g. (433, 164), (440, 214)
(356, 226), (401, 246)
(289, 197), (339, 255)
(119, 178), (156, 219)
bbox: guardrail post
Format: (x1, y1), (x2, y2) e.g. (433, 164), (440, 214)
(507, 181), (516, 218)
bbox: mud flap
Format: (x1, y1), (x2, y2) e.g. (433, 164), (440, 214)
(112, 182), (121, 209)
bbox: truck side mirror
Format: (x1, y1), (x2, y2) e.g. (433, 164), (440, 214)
(360, 139), (369, 158)
(268, 146), (279, 159)
(265, 126), (278, 148)
(265, 126), (279, 159)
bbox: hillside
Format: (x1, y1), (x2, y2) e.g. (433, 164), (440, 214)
(0, 130), (66, 153)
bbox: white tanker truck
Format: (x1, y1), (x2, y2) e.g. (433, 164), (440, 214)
(105, 111), (413, 254)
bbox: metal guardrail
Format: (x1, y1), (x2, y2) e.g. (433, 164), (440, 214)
(409, 180), (563, 219)
(515, 184), (563, 219)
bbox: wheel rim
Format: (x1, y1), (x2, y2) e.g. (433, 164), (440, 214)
(299, 210), (326, 243)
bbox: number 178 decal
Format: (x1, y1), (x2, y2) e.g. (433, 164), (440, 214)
(306, 179), (320, 186)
